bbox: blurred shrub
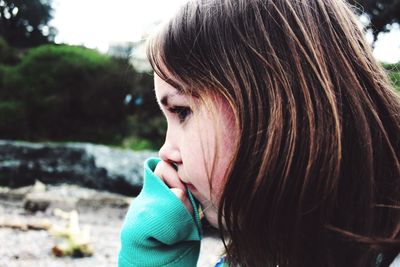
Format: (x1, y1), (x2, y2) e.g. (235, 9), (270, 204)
(124, 114), (166, 150)
(0, 43), (166, 149)
(122, 71), (166, 150)
(0, 37), (19, 65)
(121, 136), (155, 151)
(0, 44), (134, 143)
(383, 62), (400, 92)
(382, 62), (400, 72)
(0, 64), (22, 99)
(0, 100), (28, 139)
(389, 72), (400, 92)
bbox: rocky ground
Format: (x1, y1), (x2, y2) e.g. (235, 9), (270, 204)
(0, 182), (225, 267)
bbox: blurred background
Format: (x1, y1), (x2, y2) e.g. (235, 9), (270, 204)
(0, 0), (399, 266)
(0, 0), (190, 151)
(0, 0), (399, 150)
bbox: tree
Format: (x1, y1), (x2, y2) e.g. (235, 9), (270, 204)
(347, 0), (400, 41)
(0, 0), (56, 48)
(12, 44), (134, 143)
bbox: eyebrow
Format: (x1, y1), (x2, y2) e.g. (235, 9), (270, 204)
(159, 92), (181, 107)
(160, 95), (170, 107)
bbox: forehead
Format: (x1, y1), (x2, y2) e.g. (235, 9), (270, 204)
(154, 75), (178, 97)
(154, 74), (190, 107)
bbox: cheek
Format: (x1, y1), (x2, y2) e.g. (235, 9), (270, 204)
(179, 128), (214, 198)
(197, 125), (234, 203)
(181, 101), (237, 204)
(211, 109), (238, 201)
(180, 131), (207, 179)
(208, 145), (233, 203)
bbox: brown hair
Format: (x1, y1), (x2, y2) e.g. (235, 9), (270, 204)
(147, 0), (400, 266)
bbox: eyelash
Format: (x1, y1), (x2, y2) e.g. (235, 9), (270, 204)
(168, 106), (192, 123)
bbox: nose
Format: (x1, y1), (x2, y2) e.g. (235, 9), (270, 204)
(158, 133), (181, 164)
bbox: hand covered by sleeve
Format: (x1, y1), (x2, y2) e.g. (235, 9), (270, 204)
(118, 157), (202, 267)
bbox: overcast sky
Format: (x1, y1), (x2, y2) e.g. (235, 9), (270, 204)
(50, 0), (400, 63)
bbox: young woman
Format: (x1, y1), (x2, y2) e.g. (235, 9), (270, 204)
(119, 0), (400, 266)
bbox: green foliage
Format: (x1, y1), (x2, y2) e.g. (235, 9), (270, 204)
(0, 37), (18, 64)
(0, 43), (167, 149)
(0, 100), (28, 139)
(0, 64), (21, 99)
(383, 62), (400, 92)
(0, 44), (137, 143)
(124, 114), (166, 150)
(120, 136), (154, 151)
(120, 71), (166, 150)
(388, 72), (400, 92)
(382, 62), (400, 72)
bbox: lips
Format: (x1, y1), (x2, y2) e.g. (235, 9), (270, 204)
(185, 183), (197, 193)
(176, 169), (197, 193)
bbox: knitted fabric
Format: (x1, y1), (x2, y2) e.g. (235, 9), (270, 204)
(119, 157), (202, 267)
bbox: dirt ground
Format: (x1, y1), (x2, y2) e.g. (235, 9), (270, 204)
(0, 183), (225, 267)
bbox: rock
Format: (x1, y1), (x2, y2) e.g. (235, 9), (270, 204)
(0, 180), (46, 201)
(77, 195), (130, 209)
(0, 185), (32, 201)
(0, 140), (157, 196)
(22, 183), (132, 213)
(24, 196), (51, 212)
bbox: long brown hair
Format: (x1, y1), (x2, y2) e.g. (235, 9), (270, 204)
(147, 0), (400, 266)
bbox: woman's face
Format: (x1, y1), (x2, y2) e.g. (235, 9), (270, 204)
(154, 74), (237, 227)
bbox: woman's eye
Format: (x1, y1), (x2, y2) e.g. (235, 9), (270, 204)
(169, 106), (192, 123)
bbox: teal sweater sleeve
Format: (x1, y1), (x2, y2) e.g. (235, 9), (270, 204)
(118, 157), (202, 267)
